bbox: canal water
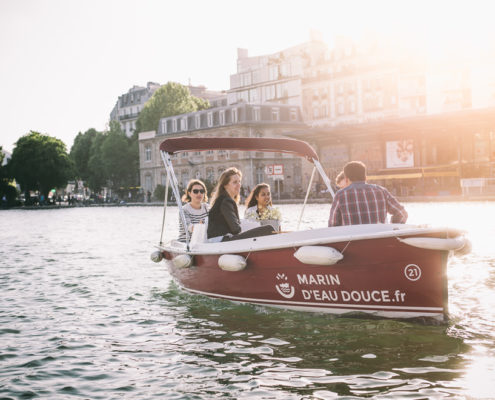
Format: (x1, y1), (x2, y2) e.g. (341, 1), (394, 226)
(1, 202), (494, 399)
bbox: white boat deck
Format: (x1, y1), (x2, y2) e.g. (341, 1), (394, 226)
(159, 224), (458, 255)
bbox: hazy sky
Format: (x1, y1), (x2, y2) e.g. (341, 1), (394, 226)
(1, 0), (493, 153)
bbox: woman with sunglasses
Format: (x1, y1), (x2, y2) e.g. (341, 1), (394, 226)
(207, 167), (274, 242)
(178, 179), (209, 242)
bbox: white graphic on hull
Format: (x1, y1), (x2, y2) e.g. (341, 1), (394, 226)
(275, 273), (295, 299)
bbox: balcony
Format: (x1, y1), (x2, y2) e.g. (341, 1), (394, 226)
(119, 113), (139, 121)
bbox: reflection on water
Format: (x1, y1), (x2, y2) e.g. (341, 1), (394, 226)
(0, 202), (494, 399)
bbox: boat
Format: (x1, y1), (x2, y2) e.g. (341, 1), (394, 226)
(151, 136), (471, 321)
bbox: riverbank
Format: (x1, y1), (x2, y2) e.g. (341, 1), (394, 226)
(3, 194), (495, 210)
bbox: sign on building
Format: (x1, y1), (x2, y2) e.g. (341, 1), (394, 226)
(386, 140), (414, 168)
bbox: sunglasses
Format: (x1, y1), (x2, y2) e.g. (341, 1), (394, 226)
(191, 189), (205, 194)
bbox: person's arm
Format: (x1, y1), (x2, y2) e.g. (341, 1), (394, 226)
(386, 191), (408, 223)
(220, 197), (242, 234)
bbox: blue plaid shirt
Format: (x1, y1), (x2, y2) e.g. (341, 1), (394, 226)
(328, 182), (408, 226)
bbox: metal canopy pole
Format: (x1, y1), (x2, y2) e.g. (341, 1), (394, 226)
(159, 167), (170, 246)
(297, 166), (316, 231)
(160, 151), (191, 251)
(313, 159), (335, 199)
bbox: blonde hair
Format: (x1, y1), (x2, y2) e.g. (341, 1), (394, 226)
(210, 167), (242, 206)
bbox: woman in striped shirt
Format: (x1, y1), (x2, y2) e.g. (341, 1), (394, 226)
(178, 179), (209, 242)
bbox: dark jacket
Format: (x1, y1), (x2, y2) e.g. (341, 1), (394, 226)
(207, 194), (242, 238)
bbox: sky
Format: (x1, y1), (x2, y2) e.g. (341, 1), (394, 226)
(1, 0), (494, 154)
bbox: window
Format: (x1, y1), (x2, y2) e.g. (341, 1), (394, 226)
(290, 108), (298, 121)
(181, 118), (187, 131)
(256, 166), (264, 184)
(161, 120), (167, 133)
(266, 85), (276, 100)
(271, 108), (279, 121)
(206, 168), (214, 181)
(253, 107), (260, 121)
(313, 107), (319, 119)
(145, 145), (151, 161)
(207, 112), (213, 127)
(321, 103), (328, 117)
(269, 65), (278, 81)
(172, 119), (177, 132)
(219, 110), (225, 125)
(232, 108), (238, 123)
(249, 88), (259, 102)
(195, 114), (201, 129)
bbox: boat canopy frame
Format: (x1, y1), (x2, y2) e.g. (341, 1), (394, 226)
(158, 136), (336, 250)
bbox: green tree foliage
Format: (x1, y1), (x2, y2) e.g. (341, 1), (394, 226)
(100, 121), (136, 190)
(135, 82), (210, 133)
(0, 147), (18, 207)
(86, 131), (107, 192)
(70, 128), (99, 181)
(8, 131), (73, 199)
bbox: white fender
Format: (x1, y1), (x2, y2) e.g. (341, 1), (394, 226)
(398, 236), (466, 251)
(173, 254), (192, 268)
(294, 246), (343, 266)
(150, 250), (163, 263)
(218, 254), (247, 271)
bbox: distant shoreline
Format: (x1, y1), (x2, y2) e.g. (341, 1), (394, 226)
(3, 195), (495, 210)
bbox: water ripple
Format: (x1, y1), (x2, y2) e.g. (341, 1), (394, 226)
(0, 204), (494, 398)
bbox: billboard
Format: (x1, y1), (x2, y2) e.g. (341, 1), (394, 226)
(386, 140), (414, 168)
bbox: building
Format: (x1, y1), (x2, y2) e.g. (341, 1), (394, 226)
(110, 82), (161, 137)
(302, 35), (430, 128)
(227, 34), (328, 108)
(110, 82), (226, 137)
(291, 107), (495, 197)
(139, 103), (307, 199)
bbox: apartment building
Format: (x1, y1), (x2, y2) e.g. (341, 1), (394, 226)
(139, 103), (306, 198)
(110, 82), (225, 137)
(227, 36), (328, 108)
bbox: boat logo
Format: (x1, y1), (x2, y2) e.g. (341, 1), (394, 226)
(404, 264), (422, 281)
(275, 273), (295, 299)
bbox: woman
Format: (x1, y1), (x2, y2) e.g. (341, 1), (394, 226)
(207, 168), (274, 242)
(178, 179), (209, 242)
(244, 183), (281, 231)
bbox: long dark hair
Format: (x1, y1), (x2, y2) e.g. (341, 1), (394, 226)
(245, 183), (271, 209)
(210, 167), (242, 206)
(181, 179), (208, 203)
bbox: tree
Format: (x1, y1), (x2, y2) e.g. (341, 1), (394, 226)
(70, 128), (99, 181)
(8, 131), (73, 200)
(135, 82), (210, 133)
(0, 147), (18, 207)
(87, 131), (107, 192)
(100, 121), (136, 190)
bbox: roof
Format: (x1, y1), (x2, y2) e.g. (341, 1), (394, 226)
(159, 136), (319, 161)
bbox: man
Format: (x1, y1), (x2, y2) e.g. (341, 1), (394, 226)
(328, 161), (408, 226)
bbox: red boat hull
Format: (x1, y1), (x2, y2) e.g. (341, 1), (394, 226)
(164, 235), (450, 320)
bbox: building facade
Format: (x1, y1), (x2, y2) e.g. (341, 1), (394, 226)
(110, 82), (225, 137)
(227, 35), (328, 108)
(139, 103), (307, 199)
(110, 82), (161, 137)
(292, 107), (495, 197)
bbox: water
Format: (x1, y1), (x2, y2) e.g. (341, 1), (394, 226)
(1, 202), (494, 399)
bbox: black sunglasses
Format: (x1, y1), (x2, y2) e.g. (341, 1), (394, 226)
(191, 189), (205, 194)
